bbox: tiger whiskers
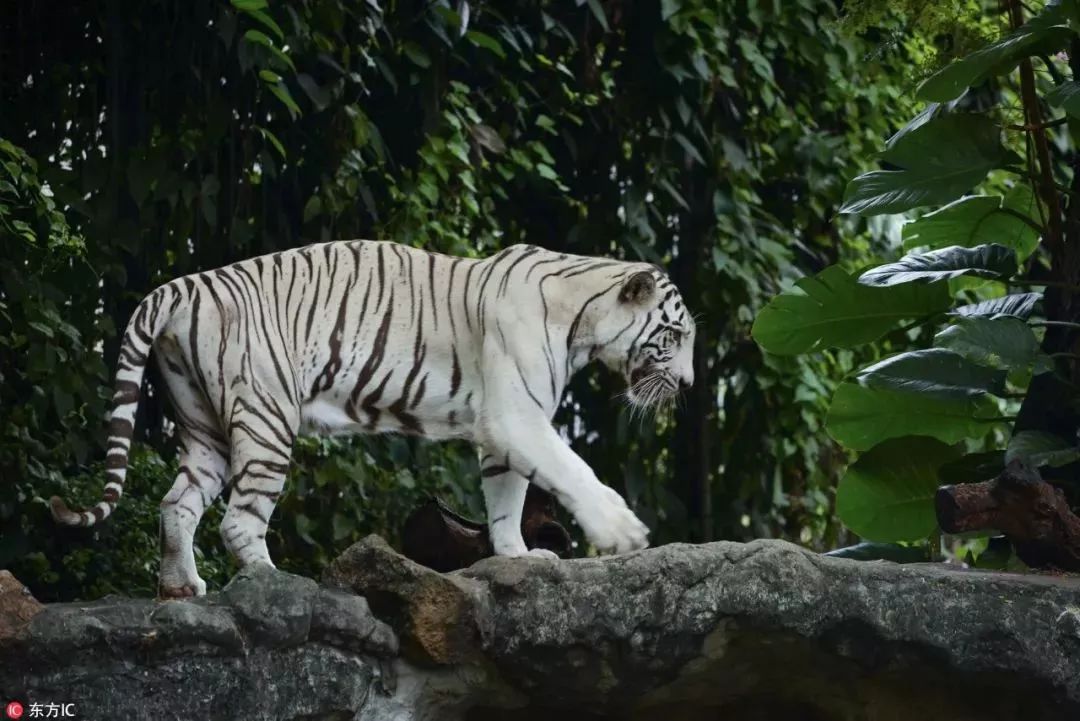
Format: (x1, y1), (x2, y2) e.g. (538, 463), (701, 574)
(622, 372), (678, 424)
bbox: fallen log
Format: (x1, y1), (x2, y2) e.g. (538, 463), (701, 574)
(400, 485), (572, 572)
(936, 459), (1080, 571)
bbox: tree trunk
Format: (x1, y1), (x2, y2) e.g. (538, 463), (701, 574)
(671, 167), (713, 542)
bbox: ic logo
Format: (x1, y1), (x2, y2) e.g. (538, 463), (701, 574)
(4, 702), (23, 720)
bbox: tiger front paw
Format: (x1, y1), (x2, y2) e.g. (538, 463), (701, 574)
(574, 484), (650, 555)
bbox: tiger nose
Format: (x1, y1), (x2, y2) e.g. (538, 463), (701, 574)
(678, 376), (692, 392)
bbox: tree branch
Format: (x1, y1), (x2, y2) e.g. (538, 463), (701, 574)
(1005, 116), (1069, 132)
(937, 460), (1080, 571)
(1011, 278), (1080, 293)
(1030, 320), (1080, 330)
(1009, 0), (1066, 264)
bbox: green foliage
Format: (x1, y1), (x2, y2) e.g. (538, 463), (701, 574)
(1, 0), (925, 599)
(7, 448), (226, 601)
(1045, 80), (1080, 116)
(853, 348), (1006, 399)
(934, 317), (1043, 371)
(951, 292), (1042, 319)
(840, 0), (1000, 64)
(751, 266), (951, 355)
(915, 4), (1074, 102)
(836, 436), (961, 542)
(1006, 431), (1080, 468)
(857, 244), (1018, 286)
(826, 382), (999, 451)
(755, 0), (1080, 553)
(0, 140), (111, 595)
(272, 435), (481, 579)
(839, 115), (1014, 215)
(900, 187), (1040, 261)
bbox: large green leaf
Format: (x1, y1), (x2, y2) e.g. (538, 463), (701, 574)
(840, 115), (1012, 216)
(839, 168), (996, 216)
(836, 436), (961, 542)
(751, 265), (950, 355)
(902, 186), (1040, 262)
(880, 114), (1011, 171)
(855, 348), (1006, 400)
(884, 96), (967, 150)
(858, 244), (1017, 287)
(827, 382), (999, 451)
(934, 317), (1041, 371)
(1046, 80), (1080, 118)
(916, 3), (1074, 102)
(951, 292), (1042, 319)
(1006, 430), (1080, 468)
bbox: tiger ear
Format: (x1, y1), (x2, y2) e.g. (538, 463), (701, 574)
(619, 271), (656, 305)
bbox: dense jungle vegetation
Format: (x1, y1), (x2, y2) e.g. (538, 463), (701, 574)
(3, 0), (1077, 601)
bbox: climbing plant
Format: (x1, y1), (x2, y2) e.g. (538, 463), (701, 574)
(754, 0), (1080, 558)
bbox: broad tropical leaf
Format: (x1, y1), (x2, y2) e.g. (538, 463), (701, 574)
(934, 317), (1041, 371)
(902, 186), (1040, 262)
(950, 292), (1042, 319)
(1006, 431), (1080, 468)
(917, 3), (1074, 102)
(839, 168), (999, 216)
(884, 95), (967, 150)
(858, 244), (1017, 287)
(836, 436), (961, 542)
(1046, 80), (1080, 118)
(827, 382), (999, 451)
(751, 266), (951, 355)
(855, 348), (1006, 400)
(841, 115), (1013, 216)
(880, 114), (1012, 171)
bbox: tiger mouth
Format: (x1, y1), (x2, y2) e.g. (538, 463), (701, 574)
(627, 367), (678, 406)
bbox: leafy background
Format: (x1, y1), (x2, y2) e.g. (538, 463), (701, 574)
(753, 0), (1080, 565)
(4, 0), (1072, 602)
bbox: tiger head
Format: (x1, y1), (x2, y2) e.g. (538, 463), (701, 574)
(596, 268), (695, 407)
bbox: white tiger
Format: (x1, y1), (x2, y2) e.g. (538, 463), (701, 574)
(51, 241), (696, 597)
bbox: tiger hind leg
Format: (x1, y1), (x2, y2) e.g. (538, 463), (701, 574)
(158, 432), (228, 598)
(219, 395), (298, 569)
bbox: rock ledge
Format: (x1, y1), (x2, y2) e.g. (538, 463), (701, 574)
(3, 538), (1079, 720)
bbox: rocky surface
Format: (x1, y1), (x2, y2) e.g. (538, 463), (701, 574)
(1, 565), (402, 721)
(4, 537), (1080, 720)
